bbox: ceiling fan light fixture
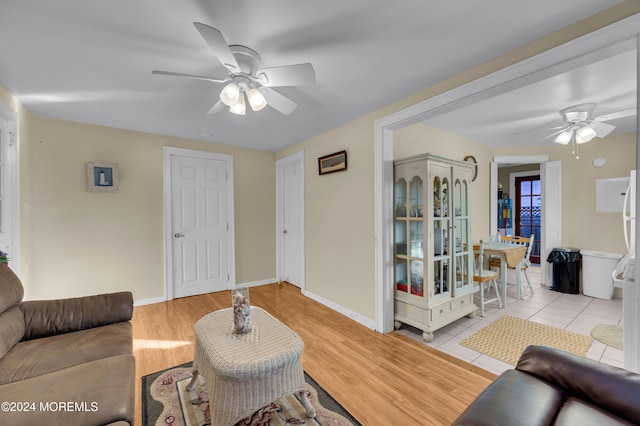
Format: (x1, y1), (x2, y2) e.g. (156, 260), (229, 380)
(555, 131), (572, 145)
(247, 87), (267, 111)
(220, 83), (241, 106)
(229, 93), (246, 115)
(576, 125), (597, 144)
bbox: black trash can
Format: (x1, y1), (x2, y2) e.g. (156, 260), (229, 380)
(546, 247), (581, 294)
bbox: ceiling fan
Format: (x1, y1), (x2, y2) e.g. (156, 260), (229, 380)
(549, 103), (635, 144)
(520, 103), (636, 158)
(152, 22), (316, 116)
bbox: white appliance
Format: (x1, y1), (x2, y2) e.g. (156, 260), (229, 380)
(613, 170), (637, 371)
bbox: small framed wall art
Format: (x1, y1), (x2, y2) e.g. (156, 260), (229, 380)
(318, 150), (347, 175)
(87, 162), (119, 192)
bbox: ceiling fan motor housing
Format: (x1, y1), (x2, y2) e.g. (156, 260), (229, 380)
(229, 45), (261, 77)
(559, 103), (596, 123)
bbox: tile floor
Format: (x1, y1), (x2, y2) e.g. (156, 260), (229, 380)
(396, 265), (624, 375)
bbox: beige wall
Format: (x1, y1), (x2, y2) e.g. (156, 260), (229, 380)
(498, 164), (540, 194)
(495, 132), (636, 254)
(393, 124), (637, 258)
(394, 124), (494, 244)
(278, 117), (378, 318)
(276, 3), (640, 321)
(27, 116), (276, 301)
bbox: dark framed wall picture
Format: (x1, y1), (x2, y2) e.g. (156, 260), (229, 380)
(87, 162), (119, 192)
(318, 150), (347, 175)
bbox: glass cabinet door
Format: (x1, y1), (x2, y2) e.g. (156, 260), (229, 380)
(394, 177), (408, 294)
(453, 178), (471, 291)
(409, 176), (423, 217)
(395, 178), (407, 217)
(432, 175), (450, 298)
(394, 173), (425, 298)
(410, 260), (424, 296)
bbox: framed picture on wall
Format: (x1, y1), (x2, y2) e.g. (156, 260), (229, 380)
(87, 162), (119, 192)
(318, 150), (347, 175)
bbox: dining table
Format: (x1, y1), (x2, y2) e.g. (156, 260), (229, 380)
(473, 242), (527, 308)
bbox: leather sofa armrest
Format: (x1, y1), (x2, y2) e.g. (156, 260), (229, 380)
(19, 291), (133, 341)
(453, 369), (563, 426)
(516, 345), (640, 424)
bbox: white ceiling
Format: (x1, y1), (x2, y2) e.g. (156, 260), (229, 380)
(0, 0), (631, 152)
(424, 43), (637, 147)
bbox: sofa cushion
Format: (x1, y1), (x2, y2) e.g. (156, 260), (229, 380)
(0, 307), (25, 358)
(0, 354), (135, 426)
(0, 321), (132, 385)
(21, 291), (133, 340)
(453, 369), (563, 426)
(516, 345), (640, 424)
(554, 397), (636, 426)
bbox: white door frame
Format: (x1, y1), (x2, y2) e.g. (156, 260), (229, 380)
(163, 147), (235, 300)
(0, 100), (19, 276)
(275, 150), (306, 290)
(374, 14), (640, 334)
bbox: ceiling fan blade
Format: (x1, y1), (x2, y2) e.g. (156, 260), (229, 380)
(207, 100), (226, 115)
(152, 70), (229, 83)
(514, 124), (566, 135)
(590, 121), (616, 138)
(257, 63), (316, 87)
(262, 88), (298, 115)
(593, 108), (636, 122)
(539, 128), (568, 142)
(193, 22), (240, 72)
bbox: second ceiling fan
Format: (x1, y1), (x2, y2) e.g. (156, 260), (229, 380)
(548, 103), (635, 145)
(153, 22), (316, 116)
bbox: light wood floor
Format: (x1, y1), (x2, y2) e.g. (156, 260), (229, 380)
(132, 283), (495, 426)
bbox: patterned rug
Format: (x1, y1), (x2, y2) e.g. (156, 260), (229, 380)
(591, 324), (623, 350)
(460, 315), (594, 365)
(142, 363), (361, 426)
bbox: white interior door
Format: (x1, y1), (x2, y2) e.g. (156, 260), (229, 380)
(541, 160), (562, 286)
(171, 154), (230, 298)
(0, 108), (17, 273)
(276, 151), (305, 288)
(0, 122), (11, 255)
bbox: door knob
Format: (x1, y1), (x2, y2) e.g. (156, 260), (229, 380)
(174, 233), (185, 238)
(283, 229), (288, 234)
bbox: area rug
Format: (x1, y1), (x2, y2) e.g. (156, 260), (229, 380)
(142, 362), (361, 426)
(591, 324), (623, 350)
(460, 315), (594, 366)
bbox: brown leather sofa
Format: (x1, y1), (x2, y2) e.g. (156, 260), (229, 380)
(453, 345), (640, 425)
(0, 264), (135, 425)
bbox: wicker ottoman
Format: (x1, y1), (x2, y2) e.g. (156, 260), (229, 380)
(188, 306), (315, 426)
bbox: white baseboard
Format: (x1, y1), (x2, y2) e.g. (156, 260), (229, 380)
(133, 296), (165, 307)
(133, 279), (277, 306)
(235, 278), (277, 288)
(303, 290), (377, 331)
(134, 281), (377, 332)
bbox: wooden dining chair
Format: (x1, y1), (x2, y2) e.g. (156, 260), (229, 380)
(489, 234), (536, 299)
(473, 240), (502, 316)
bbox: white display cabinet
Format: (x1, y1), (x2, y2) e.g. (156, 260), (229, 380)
(393, 153), (476, 341)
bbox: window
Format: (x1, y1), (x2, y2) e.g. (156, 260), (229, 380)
(515, 176), (541, 264)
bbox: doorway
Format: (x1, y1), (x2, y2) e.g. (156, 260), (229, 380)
(163, 147), (236, 300)
(0, 101), (18, 275)
(276, 151), (305, 289)
(375, 13), (640, 336)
